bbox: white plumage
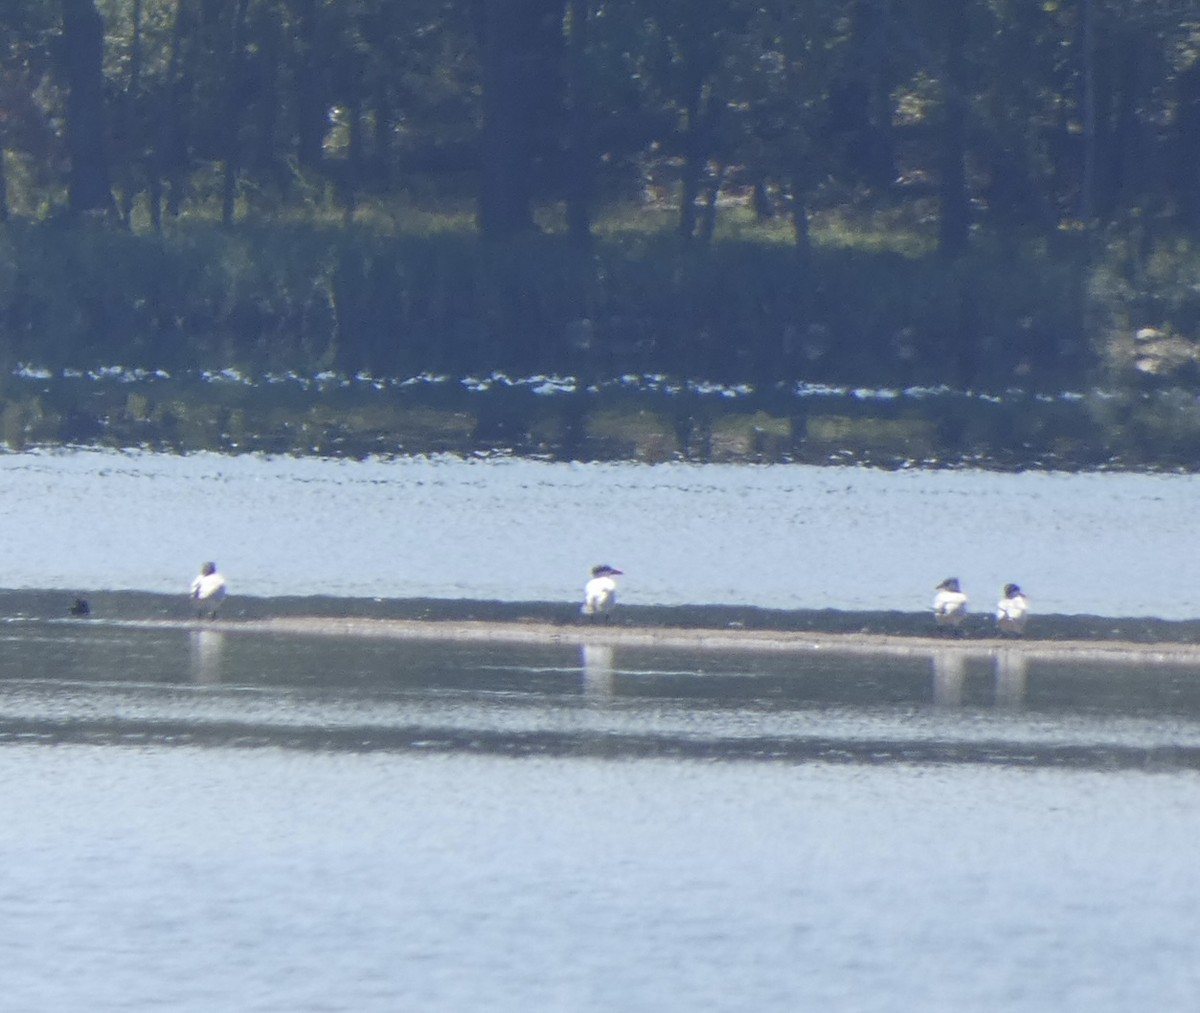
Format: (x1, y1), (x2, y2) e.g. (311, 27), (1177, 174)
(581, 564), (622, 618)
(996, 583), (1028, 635)
(191, 561), (227, 618)
(933, 577), (968, 628)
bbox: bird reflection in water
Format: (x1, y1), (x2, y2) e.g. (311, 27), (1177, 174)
(580, 642), (615, 697)
(930, 649), (966, 707)
(931, 647), (1029, 708)
(189, 629), (226, 685)
(993, 648), (1028, 708)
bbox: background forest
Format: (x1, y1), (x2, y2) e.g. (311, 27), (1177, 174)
(1, 0), (1200, 397)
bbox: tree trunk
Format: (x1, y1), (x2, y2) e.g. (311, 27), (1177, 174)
(825, 0), (897, 188)
(294, 0), (325, 172)
(678, 83), (712, 242)
(342, 82), (363, 219)
(116, 0), (144, 227)
(0, 150), (8, 223)
(1106, 44), (1142, 213)
(563, 0), (593, 246)
(374, 74), (399, 190)
(60, 0), (116, 217)
(698, 163), (726, 245)
(475, 0), (564, 240)
(752, 178), (775, 221)
(221, 0), (251, 225)
(1079, 0), (1096, 221)
(789, 178), (811, 257)
(1174, 61), (1200, 229)
(254, 3), (284, 191)
(937, 0), (969, 256)
(854, 0), (897, 187)
(158, 0), (194, 223)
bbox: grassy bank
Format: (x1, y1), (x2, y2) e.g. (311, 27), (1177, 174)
(0, 204), (1096, 389)
(3, 196), (1200, 467)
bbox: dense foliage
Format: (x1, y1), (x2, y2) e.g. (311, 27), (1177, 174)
(0, 1), (1199, 392)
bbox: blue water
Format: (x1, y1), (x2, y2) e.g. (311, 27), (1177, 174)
(8, 746), (1200, 1012)
(3, 450), (1200, 1011)
(1, 624), (1199, 1011)
(3, 448), (1200, 616)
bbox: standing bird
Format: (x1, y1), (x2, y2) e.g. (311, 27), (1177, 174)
(933, 577), (968, 631)
(996, 583), (1029, 636)
(581, 565), (623, 620)
(190, 561), (227, 619)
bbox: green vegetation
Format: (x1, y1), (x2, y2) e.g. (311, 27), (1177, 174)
(0, 367), (1194, 470)
(804, 415), (937, 462)
(0, 2), (1199, 468)
(0, 212), (1115, 391)
(708, 411), (792, 462)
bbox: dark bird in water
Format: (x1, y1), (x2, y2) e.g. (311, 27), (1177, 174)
(68, 597), (91, 617)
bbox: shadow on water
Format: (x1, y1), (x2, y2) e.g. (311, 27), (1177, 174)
(1, 610), (1200, 773)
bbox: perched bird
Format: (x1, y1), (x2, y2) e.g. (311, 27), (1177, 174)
(933, 577), (968, 630)
(68, 597), (91, 617)
(581, 564), (623, 620)
(996, 583), (1029, 636)
(190, 561), (228, 619)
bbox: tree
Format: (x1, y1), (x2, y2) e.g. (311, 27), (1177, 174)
(0, 5), (59, 221)
(220, 0), (251, 224)
(563, 0), (593, 244)
(59, 0), (115, 216)
(472, 0), (566, 240)
(935, 0), (970, 255)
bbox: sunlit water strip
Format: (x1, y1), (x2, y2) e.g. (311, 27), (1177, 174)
(2, 447), (1200, 617)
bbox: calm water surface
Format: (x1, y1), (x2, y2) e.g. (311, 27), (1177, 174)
(2, 621), (1200, 1011)
(1, 448), (1199, 616)
(5, 450), (1200, 1011)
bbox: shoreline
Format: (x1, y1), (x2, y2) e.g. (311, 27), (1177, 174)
(116, 614), (1200, 665)
(13, 588), (1200, 664)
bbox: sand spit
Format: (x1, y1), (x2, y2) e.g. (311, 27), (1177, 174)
(123, 614), (1200, 666)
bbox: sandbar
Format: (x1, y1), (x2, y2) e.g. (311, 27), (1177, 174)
(133, 614), (1200, 666)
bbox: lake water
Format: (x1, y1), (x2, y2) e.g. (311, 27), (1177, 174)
(1, 448), (1200, 616)
(3, 449), (1200, 1011)
(2, 621), (1200, 1011)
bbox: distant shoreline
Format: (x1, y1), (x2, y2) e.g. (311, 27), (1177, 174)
(3, 367), (1200, 471)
